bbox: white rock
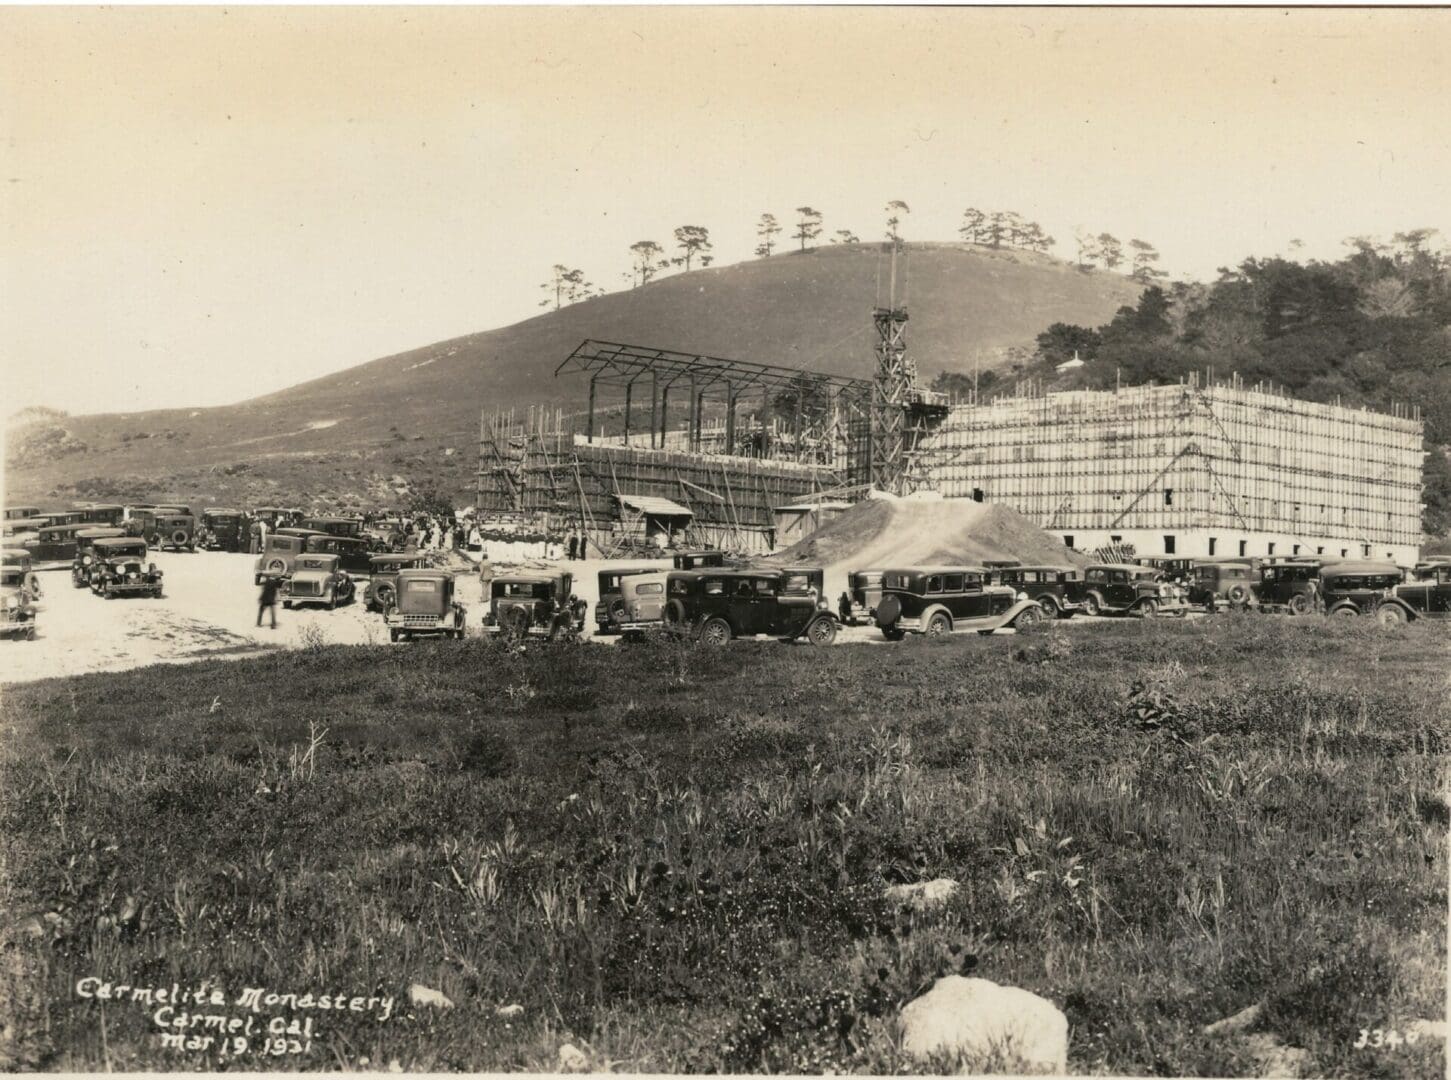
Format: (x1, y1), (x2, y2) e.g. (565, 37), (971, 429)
(1409, 1018), (1447, 1040)
(557, 1042), (589, 1072)
(495, 1003), (524, 1018)
(1243, 1032), (1310, 1077)
(1203, 1003), (1263, 1035)
(884, 878), (960, 912)
(899, 975), (1068, 1073)
(407, 983), (454, 1009)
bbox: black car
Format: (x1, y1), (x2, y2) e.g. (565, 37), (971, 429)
(874, 566), (1045, 639)
(1384, 563), (1451, 622)
(1319, 562), (1406, 622)
(994, 565), (1085, 618)
(622, 568), (837, 646)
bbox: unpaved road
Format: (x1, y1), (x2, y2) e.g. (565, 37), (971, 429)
(1, 551), (1127, 686)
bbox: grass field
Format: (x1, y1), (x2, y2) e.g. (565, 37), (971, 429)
(1, 618), (1446, 1074)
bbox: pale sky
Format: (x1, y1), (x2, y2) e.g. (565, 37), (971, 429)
(3, 6), (1449, 416)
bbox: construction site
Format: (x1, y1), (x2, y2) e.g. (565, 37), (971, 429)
(477, 258), (1426, 564)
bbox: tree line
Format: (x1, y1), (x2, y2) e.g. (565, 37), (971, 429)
(542, 200), (1165, 309)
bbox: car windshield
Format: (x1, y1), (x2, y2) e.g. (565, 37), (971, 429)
(495, 582), (550, 599)
(783, 574), (812, 592)
(104, 544), (147, 558)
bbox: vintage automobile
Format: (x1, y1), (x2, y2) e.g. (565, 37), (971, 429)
(620, 568), (839, 645)
(253, 528), (328, 583)
(481, 573), (587, 640)
(383, 569), (467, 641)
(252, 506), (303, 529)
(3, 505), (43, 523)
(875, 566), (1045, 639)
(1, 564), (39, 640)
(71, 527), (129, 587)
(145, 511), (197, 552)
(1186, 560), (1256, 611)
(673, 550), (728, 570)
(1, 549), (42, 599)
(22, 523), (87, 567)
(280, 553), (355, 609)
(303, 516), (365, 540)
(88, 537), (164, 598)
(994, 565), (1086, 618)
(302, 533), (375, 576)
(77, 504), (126, 527)
(1317, 562), (1406, 621)
(199, 508), (248, 552)
(843, 570), (886, 625)
(1253, 558), (1325, 614)
(776, 566), (826, 601)
(595, 566), (658, 634)
(363, 519), (408, 553)
(1381, 562), (1451, 622)
(41, 510), (87, 528)
(364, 553), (430, 612)
(1074, 564), (1188, 617)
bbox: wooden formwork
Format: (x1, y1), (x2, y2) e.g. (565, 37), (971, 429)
(477, 407), (842, 554)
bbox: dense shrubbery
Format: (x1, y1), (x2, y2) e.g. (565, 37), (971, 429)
(1, 621), (1446, 1074)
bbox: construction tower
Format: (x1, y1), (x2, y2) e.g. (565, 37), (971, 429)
(870, 245), (947, 494)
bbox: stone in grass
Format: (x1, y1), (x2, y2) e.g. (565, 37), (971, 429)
(1242, 1033), (1311, 1077)
(1408, 1018), (1446, 1041)
(883, 878), (960, 912)
(407, 983), (454, 1009)
(495, 1003), (524, 1018)
(899, 975), (1068, 1073)
(1202, 1003), (1263, 1036)
(557, 1043), (589, 1072)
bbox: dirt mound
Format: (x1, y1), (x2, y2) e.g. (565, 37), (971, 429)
(776, 497), (1083, 571)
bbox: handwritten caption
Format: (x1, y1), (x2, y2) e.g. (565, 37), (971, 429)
(76, 978), (395, 1059)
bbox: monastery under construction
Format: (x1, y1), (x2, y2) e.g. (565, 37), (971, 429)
(477, 270), (1425, 564)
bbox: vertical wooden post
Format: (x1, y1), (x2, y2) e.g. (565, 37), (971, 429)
(725, 382), (736, 456)
(650, 369), (660, 449)
(586, 376), (596, 444)
(624, 382), (633, 445)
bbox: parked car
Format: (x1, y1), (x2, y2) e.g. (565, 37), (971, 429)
(146, 511), (197, 552)
(1, 549), (42, 599)
(280, 553), (355, 609)
(21, 523), (87, 567)
(995, 565), (1086, 618)
(304, 516), (364, 539)
(40, 510), (86, 528)
(1318, 562), (1406, 621)
(364, 553), (429, 612)
(1186, 560), (1256, 611)
(874, 566), (1045, 639)
(0, 564), (39, 640)
(383, 569), (467, 641)
(1383, 562), (1451, 622)
(363, 519), (408, 553)
(251, 506), (303, 529)
(844, 570), (885, 625)
(88, 537), (163, 598)
(1074, 564), (1188, 617)
(618, 568), (837, 645)
(481, 573), (587, 640)
(673, 550), (727, 570)
(77, 504), (126, 527)
(1253, 559), (1325, 615)
(199, 508), (248, 552)
(253, 529), (328, 583)
(304, 533), (374, 575)
(3, 505), (43, 523)
(595, 566), (658, 635)
(72, 528), (129, 587)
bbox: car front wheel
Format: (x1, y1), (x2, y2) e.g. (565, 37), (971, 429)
(1375, 604), (1408, 626)
(699, 617), (732, 646)
(1288, 593), (1314, 616)
(925, 612), (952, 636)
(1138, 599), (1159, 618)
(1013, 606), (1044, 630)
(806, 617), (837, 646)
(1082, 594), (1102, 617)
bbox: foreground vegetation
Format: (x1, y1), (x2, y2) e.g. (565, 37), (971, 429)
(2, 618), (1446, 1074)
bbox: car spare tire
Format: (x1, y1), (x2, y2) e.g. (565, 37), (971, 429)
(1226, 584), (1250, 605)
(171, 529), (189, 546)
(502, 604), (532, 636)
(875, 593), (902, 626)
(608, 597), (628, 621)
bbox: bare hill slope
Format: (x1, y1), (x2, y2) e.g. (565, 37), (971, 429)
(5, 243), (1143, 507)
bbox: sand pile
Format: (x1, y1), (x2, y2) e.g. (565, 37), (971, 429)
(775, 497), (1084, 572)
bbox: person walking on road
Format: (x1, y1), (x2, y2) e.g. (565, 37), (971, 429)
(257, 575), (281, 629)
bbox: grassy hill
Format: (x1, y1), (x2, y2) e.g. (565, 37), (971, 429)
(3, 244), (1142, 509)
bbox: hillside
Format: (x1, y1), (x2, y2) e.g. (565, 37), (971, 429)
(3, 243), (1142, 509)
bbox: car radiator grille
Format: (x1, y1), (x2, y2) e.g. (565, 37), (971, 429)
(292, 582), (321, 596)
(401, 614), (441, 627)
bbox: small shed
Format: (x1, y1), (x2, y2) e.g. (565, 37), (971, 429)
(772, 500), (851, 548)
(613, 494), (694, 547)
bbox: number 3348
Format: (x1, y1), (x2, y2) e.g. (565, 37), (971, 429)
(1354, 1028), (1420, 1048)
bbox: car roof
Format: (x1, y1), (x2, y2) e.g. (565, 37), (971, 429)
(295, 553), (339, 565)
(1005, 564), (1077, 572)
(94, 536), (145, 547)
(205, 507), (241, 514)
(1087, 562), (1156, 572)
(78, 527), (125, 538)
(370, 553), (423, 564)
(308, 516), (361, 523)
(275, 527), (326, 536)
(884, 565), (990, 576)
(1195, 560), (1251, 569)
(398, 568), (451, 580)
(1320, 561), (1402, 577)
(493, 574), (561, 585)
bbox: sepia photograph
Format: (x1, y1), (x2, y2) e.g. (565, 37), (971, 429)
(1, 5), (1447, 1075)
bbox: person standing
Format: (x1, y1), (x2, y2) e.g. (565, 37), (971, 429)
(567, 534), (578, 561)
(257, 574), (281, 629)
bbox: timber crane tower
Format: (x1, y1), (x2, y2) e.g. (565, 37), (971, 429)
(871, 243), (947, 494)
